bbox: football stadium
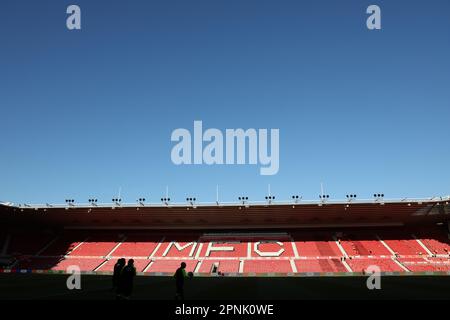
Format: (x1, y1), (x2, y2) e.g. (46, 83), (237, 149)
(1, 0), (450, 309)
(1, 195), (450, 300)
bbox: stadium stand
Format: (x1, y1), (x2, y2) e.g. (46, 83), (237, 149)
(412, 229), (450, 255)
(1, 191), (449, 277)
(2, 228), (450, 274)
(378, 232), (427, 256)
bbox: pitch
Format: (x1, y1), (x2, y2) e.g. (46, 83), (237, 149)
(1, 273), (450, 300)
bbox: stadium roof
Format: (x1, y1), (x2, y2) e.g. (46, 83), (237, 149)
(1, 196), (449, 230)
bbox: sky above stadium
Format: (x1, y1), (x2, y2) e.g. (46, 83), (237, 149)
(1, 0), (449, 204)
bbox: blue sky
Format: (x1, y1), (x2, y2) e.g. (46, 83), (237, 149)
(1, 0), (449, 204)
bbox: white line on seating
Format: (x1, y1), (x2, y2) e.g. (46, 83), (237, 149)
(376, 234), (397, 256)
(194, 260), (203, 273)
(392, 257), (410, 272)
(289, 259), (297, 273)
(238, 259), (244, 273)
(142, 260), (154, 273)
(93, 259), (109, 272)
(68, 238), (89, 255)
(412, 234), (434, 257)
(291, 240), (300, 259)
(195, 243), (203, 259)
(341, 258), (353, 272)
(148, 236), (165, 258)
(106, 238), (125, 257)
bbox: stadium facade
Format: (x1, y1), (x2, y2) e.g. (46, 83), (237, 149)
(1, 196), (450, 276)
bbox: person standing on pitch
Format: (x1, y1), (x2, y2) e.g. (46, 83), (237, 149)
(174, 262), (193, 300)
(118, 259), (137, 300)
(113, 258), (126, 292)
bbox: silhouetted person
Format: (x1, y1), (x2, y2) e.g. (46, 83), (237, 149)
(174, 262), (191, 300)
(113, 258), (126, 292)
(118, 259), (137, 300)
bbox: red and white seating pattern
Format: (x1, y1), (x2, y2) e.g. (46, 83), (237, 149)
(398, 257), (450, 272)
(3, 229), (450, 274)
(339, 234), (391, 257)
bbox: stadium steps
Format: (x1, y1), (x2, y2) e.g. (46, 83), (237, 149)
(93, 259), (109, 272)
(376, 235), (396, 256)
(67, 238), (88, 255)
(333, 236), (349, 258)
(148, 237), (165, 258)
(333, 236), (352, 271)
(412, 234), (434, 256)
(239, 259), (244, 273)
(289, 259), (298, 273)
(194, 260), (203, 273)
(142, 260), (153, 272)
(290, 240), (300, 259)
(105, 239), (126, 257)
(392, 257), (410, 272)
(195, 243), (203, 259)
(341, 258), (353, 272)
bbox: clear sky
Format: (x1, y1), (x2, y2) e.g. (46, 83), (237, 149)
(1, 0), (449, 204)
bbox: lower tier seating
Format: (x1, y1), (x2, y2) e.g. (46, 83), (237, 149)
(4, 228), (450, 274)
